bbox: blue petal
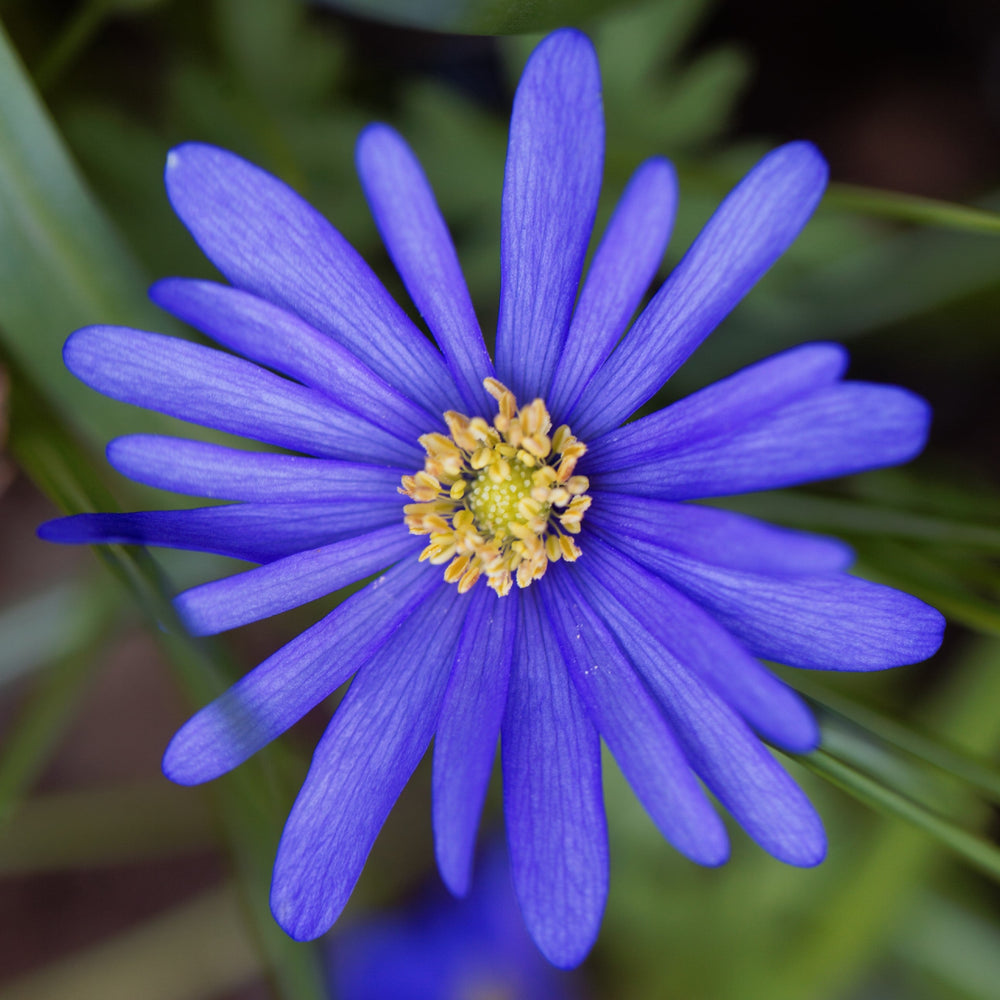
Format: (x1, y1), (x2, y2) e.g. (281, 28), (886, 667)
(108, 435), (404, 502)
(163, 142), (457, 415)
(151, 279), (434, 440)
(501, 587), (607, 969)
(543, 567), (729, 865)
(549, 157), (677, 418)
(495, 29), (604, 402)
(587, 493), (853, 574)
(595, 383), (931, 500)
(270, 584), (463, 941)
(38, 501), (404, 563)
(585, 342), (847, 472)
(355, 124), (495, 416)
(617, 541), (946, 670)
(578, 538), (819, 752)
(65, 326), (422, 467)
(433, 586), (517, 897)
(174, 525), (419, 635)
(570, 142), (829, 438)
(573, 566), (825, 865)
(163, 559), (445, 785)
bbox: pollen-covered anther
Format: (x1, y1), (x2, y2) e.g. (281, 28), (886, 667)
(400, 379), (592, 596)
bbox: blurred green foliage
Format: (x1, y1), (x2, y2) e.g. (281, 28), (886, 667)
(0, 0), (998, 998)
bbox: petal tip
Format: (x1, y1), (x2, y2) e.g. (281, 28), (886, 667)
(270, 891), (328, 943)
(165, 141), (216, 175)
(532, 924), (599, 971)
(525, 25), (599, 85)
(270, 872), (339, 943)
(897, 388), (934, 458)
(780, 827), (828, 869)
(437, 860), (471, 900)
(773, 716), (822, 755)
(693, 834), (731, 869)
(147, 276), (181, 309)
(164, 142), (208, 185)
(640, 154), (678, 187)
(172, 591), (216, 638)
(355, 120), (397, 155)
(779, 139), (830, 183)
(161, 729), (211, 787)
(909, 603), (947, 662)
(62, 326), (97, 373)
(35, 518), (64, 543)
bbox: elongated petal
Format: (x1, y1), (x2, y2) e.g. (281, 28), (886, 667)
(356, 124), (494, 416)
(38, 501), (404, 564)
(65, 326), (421, 467)
(544, 568), (729, 864)
(108, 436), (403, 502)
(175, 525), (418, 636)
(576, 567), (825, 865)
(502, 587), (607, 969)
(549, 157), (677, 417)
(571, 142), (829, 438)
(578, 538), (819, 752)
(163, 142), (457, 415)
(433, 586), (517, 897)
(163, 559), (444, 784)
(586, 342), (847, 472)
(587, 493), (852, 574)
(495, 29), (604, 402)
(597, 384), (931, 500)
(270, 584), (463, 940)
(151, 279), (433, 439)
(620, 541), (945, 670)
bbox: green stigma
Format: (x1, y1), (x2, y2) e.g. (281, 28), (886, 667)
(466, 458), (540, 540)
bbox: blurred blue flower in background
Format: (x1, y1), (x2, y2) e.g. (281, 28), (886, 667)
(40, 28), (944, 967)
(329, 846), (576, 1000)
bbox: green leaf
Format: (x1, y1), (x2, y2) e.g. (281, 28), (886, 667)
(800, 681), (1000, 806)
(828, 182), (1000, 236)
(794, 748), (1000, 884)
(314, 0), (644, 34)
(0, 18), (176, 447)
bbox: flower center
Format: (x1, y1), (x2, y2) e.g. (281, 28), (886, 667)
(400, 378), (591, 596)
(465, 458), (538, 538)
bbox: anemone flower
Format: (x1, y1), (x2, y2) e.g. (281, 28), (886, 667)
(40, 28), (944, 968)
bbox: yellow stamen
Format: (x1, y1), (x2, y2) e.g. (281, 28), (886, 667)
(399, 379), (592, 596)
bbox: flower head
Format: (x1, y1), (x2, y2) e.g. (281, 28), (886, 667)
(40, 29), (945, 968)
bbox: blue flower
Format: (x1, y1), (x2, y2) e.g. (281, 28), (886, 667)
(40, 29), (944, 968)
(329, 847), (576, 1000)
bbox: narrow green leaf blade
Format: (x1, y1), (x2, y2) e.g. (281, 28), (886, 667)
(799, 681), (1000, 805)
(795, 748), (1000, 884)
(828, 182), (1000, 235)
(0, 18), (174, 445)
